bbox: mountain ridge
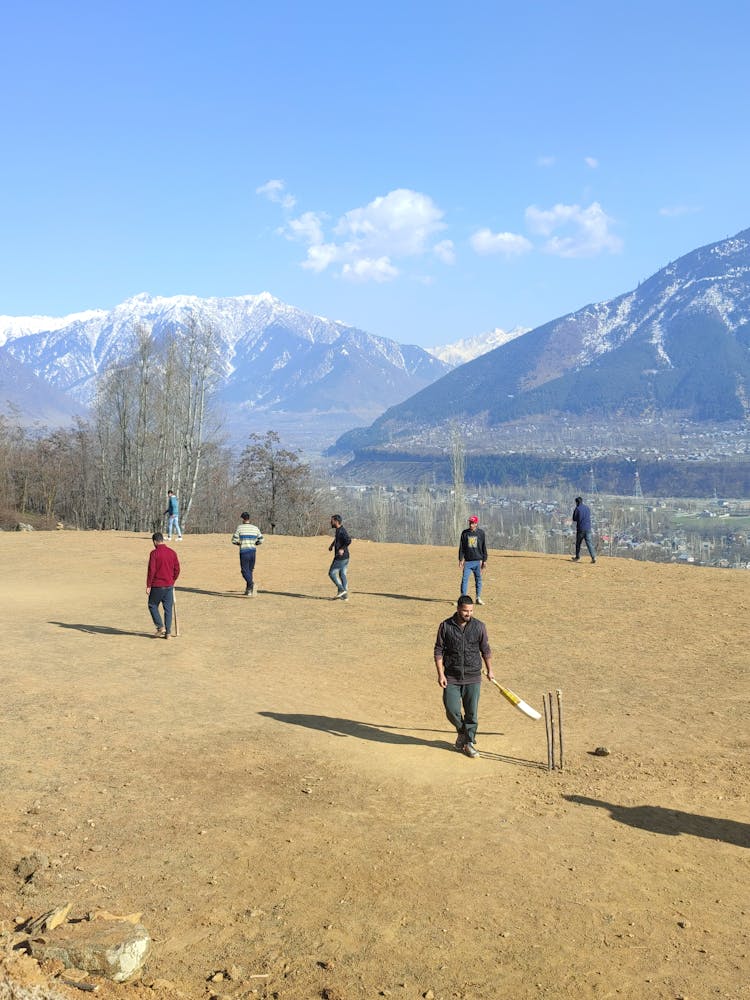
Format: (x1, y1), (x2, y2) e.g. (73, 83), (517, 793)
(333, 226), (750, 453)
(0, 293), (452, 446)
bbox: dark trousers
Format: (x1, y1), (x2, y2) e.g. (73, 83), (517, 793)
(240, 548), (257, 588)
(576, 530), (596, 559)
(148, 586), (174, 634)
(443, 682), (481, 744)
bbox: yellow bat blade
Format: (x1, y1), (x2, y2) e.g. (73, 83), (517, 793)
(489, 679), (541, 720)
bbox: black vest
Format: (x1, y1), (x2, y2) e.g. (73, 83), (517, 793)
(441, 617), (484, 682)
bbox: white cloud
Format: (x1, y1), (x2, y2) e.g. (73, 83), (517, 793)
(301, 242), (340, 273)
(282, 211), (326, 246)
(659, 204), (701, 218)
(256, 179), (296, 210)
(334, 189), (446, 256)
(525, 202), (622, 257)
(341, 257), (399, 283)
(433, 239), (456, 265)
(271, 187), (449, 283)
(584, 156), (599, 169)
(537, 155), (556, 168)
(470, 229), (533, 257)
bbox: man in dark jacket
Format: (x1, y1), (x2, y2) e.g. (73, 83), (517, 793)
(146, 532), (181, 639)
(458, 515), (488, 604)
(572, 496), (596, 563)
(328, 514), (352, 600)
(434, 595), (494, 758)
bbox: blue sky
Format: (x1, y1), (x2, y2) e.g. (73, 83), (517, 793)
(1, 0), (749, 347)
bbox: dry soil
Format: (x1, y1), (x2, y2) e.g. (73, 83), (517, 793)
(0, 531), (748, 1000)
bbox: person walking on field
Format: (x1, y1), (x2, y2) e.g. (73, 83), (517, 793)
(434, 595), (494, 758)
(232, 512), (264, 596)
(458, 515), (488, 604)
(572, 495), (596, 563)
(146, 532), (180, 639)
(164, 489), (182, 540)
(328, 514), (351, 600)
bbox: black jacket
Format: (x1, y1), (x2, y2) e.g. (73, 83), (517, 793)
(458, 527), (488, 563)
(331, 524), (351, 560)
(434, 615), (491, 684)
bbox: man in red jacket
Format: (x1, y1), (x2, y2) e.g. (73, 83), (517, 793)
(146, 532), (181, 639)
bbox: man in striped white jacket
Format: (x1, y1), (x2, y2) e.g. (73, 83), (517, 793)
(231, 512), (264, 596)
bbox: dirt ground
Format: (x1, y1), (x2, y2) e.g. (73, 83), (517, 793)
(0, 530), (747, 1000)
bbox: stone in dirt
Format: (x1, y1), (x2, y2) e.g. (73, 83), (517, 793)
(15, 853), (49, 882)
(28, 919), (151, 982)
(25, 903), (72, 934)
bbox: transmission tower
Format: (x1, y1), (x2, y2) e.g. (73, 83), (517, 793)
(588, 466), (598, 496)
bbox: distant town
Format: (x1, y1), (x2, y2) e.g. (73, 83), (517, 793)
(332, 482), (750, 570)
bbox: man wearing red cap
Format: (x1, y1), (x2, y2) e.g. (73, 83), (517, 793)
(458, 515), (488, 604)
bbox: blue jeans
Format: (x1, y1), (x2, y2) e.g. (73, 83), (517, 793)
(148, 586), (174, 633)
(329, 557), (349, 593)
(461, 560), (482, 599)
(240, 548), (256, 588)
(576, 530), (595, 559)
(167, 514), (182, 539)
(443, 682), (481, 744)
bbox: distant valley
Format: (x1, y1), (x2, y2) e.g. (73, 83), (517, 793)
(2, 226), (750, 491)
(333, 227), (750, 496)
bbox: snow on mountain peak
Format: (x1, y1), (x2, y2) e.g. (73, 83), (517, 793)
(427, 326), (529, 367)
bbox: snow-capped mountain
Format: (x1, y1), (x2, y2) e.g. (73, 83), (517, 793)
(427, 326), (529, 367)
(334, 226), (750, 451)
(0, 353), (86, 427)
(0, 293), (450, 443)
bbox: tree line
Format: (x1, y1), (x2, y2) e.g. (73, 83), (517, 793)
(0, 319), (326, 536)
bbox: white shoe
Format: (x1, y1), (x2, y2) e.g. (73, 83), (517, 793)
(476, 598), (484, 605)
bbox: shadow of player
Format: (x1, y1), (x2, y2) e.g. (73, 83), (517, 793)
(565, 795), (750, 849)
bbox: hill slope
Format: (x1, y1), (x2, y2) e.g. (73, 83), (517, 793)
(335, 227), (750, 451)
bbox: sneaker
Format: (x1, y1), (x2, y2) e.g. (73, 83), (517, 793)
(571, 556), (580, 562)
(244, 587), (250, 596)
(338, 589), (348, 598)
(252, 583), (258, 595)
(164, 633), (171, 640)
(476, 598), (485, 605)
(153, 627), (165, 638)
(341, 594), (349, 601)
(462, 742), (479, 759)
(454, 733), (466, 750)
(591, 558), (596, 564)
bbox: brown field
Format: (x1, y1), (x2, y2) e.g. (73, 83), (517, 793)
(0, 531), (748, 1000)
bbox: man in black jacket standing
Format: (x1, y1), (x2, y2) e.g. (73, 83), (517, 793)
(434, 595), (494, 758)
(328, 514), (352, 600)
(458, 515), (488, 604)
(572, 496), (596, 563)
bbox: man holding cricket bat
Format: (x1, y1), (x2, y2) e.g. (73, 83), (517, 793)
(434, 595), (494, 758)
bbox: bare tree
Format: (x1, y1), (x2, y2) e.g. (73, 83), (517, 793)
(236, 431), (324, 534)
(91, 317), (223, 531)
(450, 424), (467, 543)
(414, 483), (435, 545)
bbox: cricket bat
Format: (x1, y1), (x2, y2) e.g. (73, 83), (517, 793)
(489, 678), (541, 720)
(172, 595), (179, 637)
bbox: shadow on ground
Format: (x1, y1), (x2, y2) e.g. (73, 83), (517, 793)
(49, 621), (149, 638)
(260, 712), (544, 768)
(565, 795), (750, 848)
